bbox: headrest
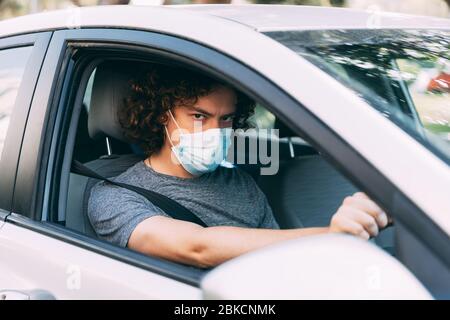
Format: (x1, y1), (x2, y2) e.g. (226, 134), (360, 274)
(88, 60), (146, 142)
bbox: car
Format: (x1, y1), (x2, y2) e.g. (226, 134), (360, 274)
(0, 4), (449, 300)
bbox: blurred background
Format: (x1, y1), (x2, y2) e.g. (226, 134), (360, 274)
(1, 0), (450, 21)
(0, 0), (449, 147)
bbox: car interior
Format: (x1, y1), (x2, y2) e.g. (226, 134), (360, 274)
(61, 59), (395, 269)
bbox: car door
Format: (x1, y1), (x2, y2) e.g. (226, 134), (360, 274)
(0, 32), (52, 299)
(0, 29), (204, 300)
(0, 32), (50, 221)
(1, 22), (449, 299)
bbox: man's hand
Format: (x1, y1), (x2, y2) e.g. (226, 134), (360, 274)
(329, 192), (389, 240)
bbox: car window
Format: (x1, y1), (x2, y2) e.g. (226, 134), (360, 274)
(0, 46), (33, 162)
(396, 57), (450, 141)
(265, 29), (450, 164)
(249, 104), (276, 129)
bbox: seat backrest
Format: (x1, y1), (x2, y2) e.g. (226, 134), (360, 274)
(257, 153), (395, 254)
(257, 154), (358, 228)
(66, 154), (145, 236)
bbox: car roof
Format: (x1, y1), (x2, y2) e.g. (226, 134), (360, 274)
(171, 4), (450, 31)
(0, 4), (449, 39)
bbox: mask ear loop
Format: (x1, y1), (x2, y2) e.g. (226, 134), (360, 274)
(168, 109), (181, 130)
(165, 109), (181, 148)
(164, 126), (175, 148)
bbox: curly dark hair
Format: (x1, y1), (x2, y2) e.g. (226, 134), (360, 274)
(118, 64), (255, 156)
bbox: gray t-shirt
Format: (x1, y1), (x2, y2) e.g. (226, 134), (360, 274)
(88, 161), (280, 247)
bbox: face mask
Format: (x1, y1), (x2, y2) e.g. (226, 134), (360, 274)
(164, 110), (233, 176)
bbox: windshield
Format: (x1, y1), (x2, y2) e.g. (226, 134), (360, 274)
(264, 29), (450, 164)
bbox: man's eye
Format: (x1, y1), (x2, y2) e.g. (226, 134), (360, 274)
(222, 116), (234, 122)
(193, 114), (206, 120)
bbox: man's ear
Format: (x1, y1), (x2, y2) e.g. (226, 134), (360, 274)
(159, 112), (169, 126)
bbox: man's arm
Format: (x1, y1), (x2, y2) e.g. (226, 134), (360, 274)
(128, 192), (389, 268)
(128, 216), (329, 268)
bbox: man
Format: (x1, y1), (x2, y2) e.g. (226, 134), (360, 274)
(88, 65), (389, 268)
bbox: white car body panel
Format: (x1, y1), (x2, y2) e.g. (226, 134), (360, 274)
(202, 234), (432, 299)
(0, 223), (200, 299)
(0, 5), (449, 299)
(172, 4), (450, 31)
(0, 4), (449, 38)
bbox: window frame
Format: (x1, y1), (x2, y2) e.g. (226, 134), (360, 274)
(10, 28), (450, 291)
(0, 32), (51, 216)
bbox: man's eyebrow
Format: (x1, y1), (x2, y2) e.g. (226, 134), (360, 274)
(189, 105), (235, 118)
(221, 111), (236, 118)
(188, 105), (214, 116)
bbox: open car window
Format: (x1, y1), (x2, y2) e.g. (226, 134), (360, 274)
(58, 53), (392, 276)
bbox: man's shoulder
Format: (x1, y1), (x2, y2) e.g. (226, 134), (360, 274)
(111, 160), (146, 183)
(90, 160), (147, 195)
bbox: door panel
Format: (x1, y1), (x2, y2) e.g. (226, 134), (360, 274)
(0, 221), (200, 299)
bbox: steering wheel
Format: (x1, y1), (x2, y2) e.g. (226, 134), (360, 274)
(371, 221), (396, 256)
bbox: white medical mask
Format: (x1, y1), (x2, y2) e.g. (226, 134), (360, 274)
(164, 110), (233, 176)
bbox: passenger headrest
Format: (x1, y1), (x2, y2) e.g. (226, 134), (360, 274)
(88, 60), (147, 143)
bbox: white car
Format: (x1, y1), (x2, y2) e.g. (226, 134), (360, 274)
(0, 4), (449, 300)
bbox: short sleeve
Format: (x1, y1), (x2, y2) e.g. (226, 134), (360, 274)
(87, 181), (169, 247)
(234, 167), (280, 230)
(258, 191), (280, 229)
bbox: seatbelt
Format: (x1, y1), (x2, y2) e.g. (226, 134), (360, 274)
(71, 160), (208, 227)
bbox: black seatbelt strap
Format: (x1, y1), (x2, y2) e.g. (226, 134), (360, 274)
(71, 160), (208, 227)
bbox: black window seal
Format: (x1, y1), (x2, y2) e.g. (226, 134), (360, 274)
(11, 28), (450, 289)
(0, 208), (9, 221)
